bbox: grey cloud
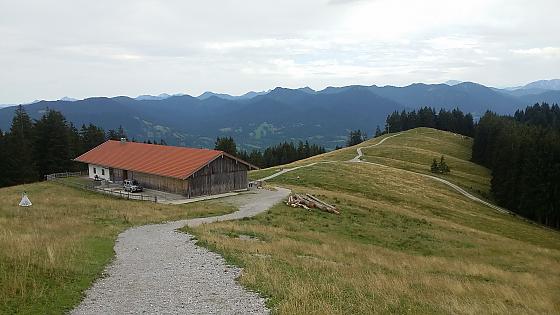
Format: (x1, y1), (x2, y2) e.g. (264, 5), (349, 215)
(0, 0), (558, 103)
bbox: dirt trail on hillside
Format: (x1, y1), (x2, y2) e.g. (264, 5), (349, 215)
(258, 133), (509, 214)
(72, 187), (290, 315)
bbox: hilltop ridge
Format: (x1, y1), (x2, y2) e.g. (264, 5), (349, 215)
(192, 127), (560, 313)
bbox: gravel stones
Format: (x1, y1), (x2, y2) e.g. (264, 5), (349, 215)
(72, 187), (290, 315)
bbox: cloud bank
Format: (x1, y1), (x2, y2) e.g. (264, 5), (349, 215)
(0, 0), (558, 103)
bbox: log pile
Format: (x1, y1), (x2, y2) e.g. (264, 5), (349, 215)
(286, 193), (340, 214)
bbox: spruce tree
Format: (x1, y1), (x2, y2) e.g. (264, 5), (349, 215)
(430, 158), (439, 173)
(6, 105), (37, 184)
(347, 130), (365, 146)
(375, 125), (383, 137)
(214, 136), (237, 156)
(80, 124), (106, 152)
(439, 156), (450, 174)
(0, 129), (7, 187)
(33, 109), (72, 177)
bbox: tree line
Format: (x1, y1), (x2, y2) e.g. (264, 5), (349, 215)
(0, 106), (328, 189)
(383, 107), (475, 137)
(214, 136), (326, 168)
(346, 130), (368, 147)
(472, 103), (560, 229)
(0, 106), (130, 188)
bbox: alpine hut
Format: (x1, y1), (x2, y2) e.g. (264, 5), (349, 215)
(74, 139), (258, 198)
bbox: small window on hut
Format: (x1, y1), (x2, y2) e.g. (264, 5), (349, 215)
(93, 167), (97, 174)
(101, 169), (105, 176)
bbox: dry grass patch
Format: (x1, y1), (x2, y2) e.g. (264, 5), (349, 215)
(191, 155), (560, 314)
(250, 128), (491, 198)
(0, 181), (235, 314)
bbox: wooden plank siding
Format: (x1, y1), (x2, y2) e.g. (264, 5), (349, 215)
(107, 155), (249, 197)
(111, 168), (125, 182)
(186, 155), (249, 197)
(130, 171), (187, 194)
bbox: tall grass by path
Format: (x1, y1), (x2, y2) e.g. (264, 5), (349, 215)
(0, 181), (235, 314)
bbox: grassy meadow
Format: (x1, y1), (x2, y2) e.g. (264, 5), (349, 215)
(251, 128), (491, 198)
(189, 128), (560, 314)
(0, 181), (235, 314)
(359, 128), (491, 198)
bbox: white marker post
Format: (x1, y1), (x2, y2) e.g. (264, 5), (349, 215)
(19, 192), (32, 207)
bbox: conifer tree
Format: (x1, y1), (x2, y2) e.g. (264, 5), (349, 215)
(375, 125), (383, 137)
(0, 129), (7, 187)
(472, 104), (560, 228)
(32, 109), (72, 176)
(80, 124), (106, 152)
(6, 105), (37, 183)
(439, 156), (450, 173)
(347, 130), (365, 146)
(430, 158), (439, 173)
(214, 136), (237, 156)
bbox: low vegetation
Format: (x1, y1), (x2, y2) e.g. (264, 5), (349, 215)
(252, 128), (490, 198)
(2, 126), (558, 314)
(0, 181), (235, 314)
(188, 128), (560, 314)
(360, 128), (491, 198)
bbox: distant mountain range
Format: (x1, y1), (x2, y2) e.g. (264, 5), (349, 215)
(197, 90), (269, 101)
(1, 80), (559, 150)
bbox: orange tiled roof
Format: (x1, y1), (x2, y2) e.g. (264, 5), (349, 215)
(75, 140), (238, 179)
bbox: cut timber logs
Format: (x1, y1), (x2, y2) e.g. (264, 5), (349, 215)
(286, 193), (340, 214)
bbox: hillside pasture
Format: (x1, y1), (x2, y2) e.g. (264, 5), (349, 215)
(0, 182), (235, 314)
(189, 129), (560, 314)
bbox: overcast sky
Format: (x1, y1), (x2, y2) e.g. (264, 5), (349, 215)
(1, 0), (559, 104)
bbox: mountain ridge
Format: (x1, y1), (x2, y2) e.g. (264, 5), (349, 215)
(1, 80), (559, 150)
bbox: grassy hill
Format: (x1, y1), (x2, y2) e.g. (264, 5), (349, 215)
(190, 128), (560, 314)
(0, 183), (235, 314)
(1, 127), (558, 314)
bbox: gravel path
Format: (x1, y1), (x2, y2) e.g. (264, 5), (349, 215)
(72, 187), (290, 315)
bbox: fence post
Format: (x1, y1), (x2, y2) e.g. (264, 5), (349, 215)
(154, 195), (158, 203)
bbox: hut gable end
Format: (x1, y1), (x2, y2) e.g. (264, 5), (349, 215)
(186, 155), (249, 197)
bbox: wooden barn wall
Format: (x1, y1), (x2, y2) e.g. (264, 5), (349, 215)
(111, 168), (124, 181)
(111, 169), (133, 182)
(187, 156), (249, 197)
(129, 171), (187, 194)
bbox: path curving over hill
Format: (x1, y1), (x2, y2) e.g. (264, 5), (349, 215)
(258, 133), (509, 215)
(350, 133), (402, 162)
(350, 134), (510, 214)
(72, 187), (290, 315)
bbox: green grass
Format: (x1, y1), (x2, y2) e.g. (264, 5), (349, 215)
(249, 128), (492, 198)
(360, 128), (491, 198)
(57, 176), (93, 186)
(0, 182), (236, 314)
(249, 167), (284, 181)
(192, 128), (560, 314)
(3, 127), (559, 314)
